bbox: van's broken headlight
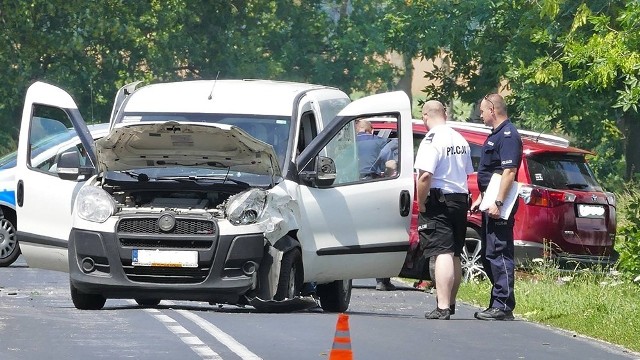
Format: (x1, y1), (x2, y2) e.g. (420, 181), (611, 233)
(226, 188), (267, 225)
(76, 186), (116, 223)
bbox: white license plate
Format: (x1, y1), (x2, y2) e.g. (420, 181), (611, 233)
(577, 204), (605, 218)
(132, 249), (198, 268)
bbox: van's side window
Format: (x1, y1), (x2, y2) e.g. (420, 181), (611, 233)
(323, 116), (401, 186)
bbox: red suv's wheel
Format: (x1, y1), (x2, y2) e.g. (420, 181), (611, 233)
(461, 228), (486, 282)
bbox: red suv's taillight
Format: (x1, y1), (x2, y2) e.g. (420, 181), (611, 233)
(520, 185), (576, 207)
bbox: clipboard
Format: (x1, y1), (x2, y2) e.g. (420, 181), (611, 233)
(479, 173), (521, 220)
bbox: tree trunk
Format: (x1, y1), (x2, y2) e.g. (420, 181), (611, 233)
(339, 0), (349, 18)
(625, 114), (640, 180)
(394, 53), (414, 107)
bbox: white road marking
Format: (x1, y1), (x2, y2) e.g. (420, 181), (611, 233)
(140, 301), (262, 360)
(140, 305), (222, 360)
(175, 309), (262, 360)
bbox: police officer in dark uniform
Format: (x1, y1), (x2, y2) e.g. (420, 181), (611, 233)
(471, 93), (523, 321)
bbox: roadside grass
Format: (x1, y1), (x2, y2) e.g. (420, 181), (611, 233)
(456, 269), (640, 353)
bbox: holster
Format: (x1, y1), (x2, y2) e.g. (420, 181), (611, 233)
(427, 188), (446, 204)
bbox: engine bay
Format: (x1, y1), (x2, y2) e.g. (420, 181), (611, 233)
(102, 177), (250, 217)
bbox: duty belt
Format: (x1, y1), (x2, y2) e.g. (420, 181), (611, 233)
(428, 188), (469, 203)
(442, 193), (469, 202)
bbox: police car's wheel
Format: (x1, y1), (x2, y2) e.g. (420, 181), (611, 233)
(461, 228), (487, 282)
(274, 248), (303, 301)
(0, 215), (19, 267)
(70, 283), (106, 310)
(135, 298), (161, 307)
(317, 279), (352, 312)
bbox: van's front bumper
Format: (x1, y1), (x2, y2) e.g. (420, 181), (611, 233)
(68, 225), (266, 305)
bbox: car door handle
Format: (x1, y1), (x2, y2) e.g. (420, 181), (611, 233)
(399, 190), (410, 217)
(17, 179), (24, 207)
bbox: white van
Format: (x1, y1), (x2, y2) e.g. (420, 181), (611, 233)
(15, 80), (414, 312)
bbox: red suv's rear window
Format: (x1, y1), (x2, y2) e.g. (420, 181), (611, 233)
(525, 153), (603, 192)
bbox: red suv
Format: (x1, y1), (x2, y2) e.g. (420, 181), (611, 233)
(372, 119), (618, 281)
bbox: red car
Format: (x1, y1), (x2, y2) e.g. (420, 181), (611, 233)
(372, 119), (618, 281)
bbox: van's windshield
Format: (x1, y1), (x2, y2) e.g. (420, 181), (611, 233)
(122, 113), (291, 168)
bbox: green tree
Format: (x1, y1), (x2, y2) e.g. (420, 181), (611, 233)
(0, 0), (403, 157)
(383, 0), (639, 184)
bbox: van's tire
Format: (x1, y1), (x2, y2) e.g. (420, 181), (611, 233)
(70, 283), (106, 310)
(461, 227), (487, 282)
(135, 298), (161, 307)
(274, 248), (303, 301)
(0, 215), (20, 267)
(317, 279), (352, 312)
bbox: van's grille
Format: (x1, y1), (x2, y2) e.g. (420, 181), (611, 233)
(117, 218), (215, 235)
(122, 264), (209, 284)
(119, 238), (213, 249)
(116, 216), (217, 283)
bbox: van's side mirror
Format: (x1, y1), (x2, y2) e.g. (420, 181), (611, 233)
(56, 150), (93, 181)
(299, 156), (336, 188)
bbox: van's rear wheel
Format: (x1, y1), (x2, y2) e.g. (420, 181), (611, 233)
(461, 228), (486, 282)
(70, 283), (106, 310)
(274, 248), (303, 300)
(317, 279), (352, 312)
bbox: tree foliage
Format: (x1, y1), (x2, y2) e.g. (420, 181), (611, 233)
(383, 0), (640, 185)
(0, 0), (400, 156)
(1, 0), (638, 185)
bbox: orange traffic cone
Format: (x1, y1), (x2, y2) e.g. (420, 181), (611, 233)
(329, 313), (353, 360)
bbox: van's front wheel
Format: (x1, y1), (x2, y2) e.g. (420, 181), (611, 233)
(70, 283), (106, 310)
(135, 298), (161, 307)
(274, 248), (303, 300)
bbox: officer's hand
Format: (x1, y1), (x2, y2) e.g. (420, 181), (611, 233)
(419, 204), (426, 213)
(470, 196), (482, 213)
(487, 204), (501, 219)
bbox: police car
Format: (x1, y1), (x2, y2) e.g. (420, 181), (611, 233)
(15, 80), (414, 311)
(0, 123), (109, 266)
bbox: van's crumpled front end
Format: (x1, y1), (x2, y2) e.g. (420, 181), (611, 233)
(68, 121), (306, 309)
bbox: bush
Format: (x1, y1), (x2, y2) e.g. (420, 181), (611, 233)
(615, 187), (640, 277)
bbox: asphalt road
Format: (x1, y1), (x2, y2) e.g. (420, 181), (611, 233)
(1, 256), (638, 360)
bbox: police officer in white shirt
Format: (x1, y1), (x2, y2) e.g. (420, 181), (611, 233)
(415, 100), (474, 320)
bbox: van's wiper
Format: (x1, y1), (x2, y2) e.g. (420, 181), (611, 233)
(120, 170), (149, 182)
(154, 175), (249, 187)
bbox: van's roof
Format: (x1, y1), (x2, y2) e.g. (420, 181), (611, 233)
(123, 79), (337, 117)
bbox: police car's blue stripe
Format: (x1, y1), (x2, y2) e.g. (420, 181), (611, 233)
(0, 190), (15, 207)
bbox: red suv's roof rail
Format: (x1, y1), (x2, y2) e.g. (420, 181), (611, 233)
(409, 119), (571, 148)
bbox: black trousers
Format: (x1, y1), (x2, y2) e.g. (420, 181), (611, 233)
(480, 204), (517, 311)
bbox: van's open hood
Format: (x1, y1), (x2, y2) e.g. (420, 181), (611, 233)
(95, 121), (281, 177)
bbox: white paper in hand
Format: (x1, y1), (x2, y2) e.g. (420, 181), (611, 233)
(479, 173), (521, 220)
